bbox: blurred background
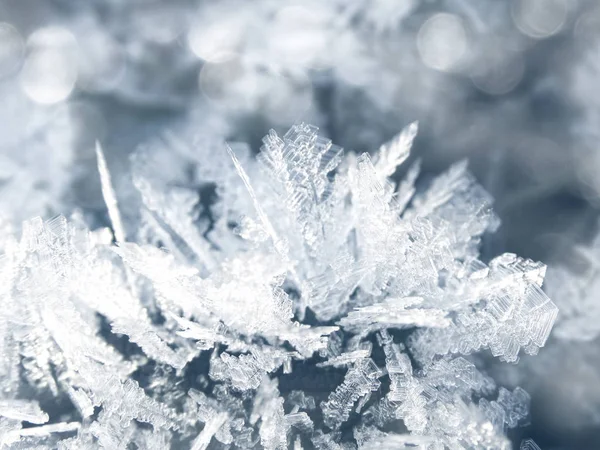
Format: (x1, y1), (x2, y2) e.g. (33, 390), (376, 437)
(2, 0), (600, 448)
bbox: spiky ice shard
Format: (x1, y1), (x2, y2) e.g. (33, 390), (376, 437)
(0, 122), (554, 449)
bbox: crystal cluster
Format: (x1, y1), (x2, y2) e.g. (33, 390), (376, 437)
(0, 123), (555, 448)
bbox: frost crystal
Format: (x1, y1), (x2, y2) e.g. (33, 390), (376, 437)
(545, 232), (600, 341)
(0, 122), (554, 448)
(520, 438), (542, 450)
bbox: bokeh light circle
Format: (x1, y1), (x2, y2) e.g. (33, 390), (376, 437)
(188, 17), (245, 63)
(470, 48), (525, 96)
(417, 13), (468, 72)
(512, 0), (568, 39)
(20, 27), (78, 104)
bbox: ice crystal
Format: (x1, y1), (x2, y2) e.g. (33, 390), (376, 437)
(520, 438), (541, 450)
(0, 122), (555, 448)
(545, 232), (600, 341)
